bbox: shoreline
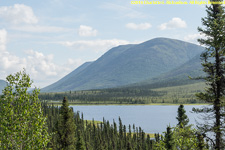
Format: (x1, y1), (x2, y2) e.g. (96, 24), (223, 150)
(46, 102), (209, 106)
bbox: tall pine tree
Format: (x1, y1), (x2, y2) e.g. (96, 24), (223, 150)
(76, 129), (85, 150)
(56, 97), (76, 149)
(194, 1), (225, 149)
(164, 126), (175, 150)
(176, 104), (189, 128)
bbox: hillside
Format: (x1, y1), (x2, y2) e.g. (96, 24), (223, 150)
(129, 53), (204, 89)
(42, 38), (204, 92)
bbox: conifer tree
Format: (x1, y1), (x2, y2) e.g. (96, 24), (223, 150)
(176, 104), (189, 128)
(194, 1), (225, 149)
(164, 126), (175, 150)
(127, 142), (133, 150)
(197, 132), (206, 150)
(57, 97), (76, 149)
(76, 129), (85, 150)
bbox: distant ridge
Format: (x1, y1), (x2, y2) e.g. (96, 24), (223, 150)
(42, 38), (204, 92)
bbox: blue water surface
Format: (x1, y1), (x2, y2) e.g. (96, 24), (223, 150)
(71, 105), (204, 133)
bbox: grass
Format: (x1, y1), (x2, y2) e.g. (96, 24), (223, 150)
(85, 120), (102, 126)
(150, 82), (206, 104)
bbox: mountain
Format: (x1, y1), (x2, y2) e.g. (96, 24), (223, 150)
(42, 38), (205, 92)
(0, 80), (7, 94)
(127, 53), (204, 89)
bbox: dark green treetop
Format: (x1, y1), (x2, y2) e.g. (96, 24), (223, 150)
(164, 126), (175, 150)
(176, 104), (189, 128)
(57, 97), (76, 149)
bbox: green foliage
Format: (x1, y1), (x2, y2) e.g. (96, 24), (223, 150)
(176, 104), (189, 128)
(156, 105), (208, 150)
(194, 1), (225, 149)
(39, 82), (206, 104)
(56, 97), (76, 149)
(156, 126), (200, 150)
(76, 129), (85, 150)
(172, 125), (199, 150)
(0, 70), (50, 149)
(164, 126), (175, 150)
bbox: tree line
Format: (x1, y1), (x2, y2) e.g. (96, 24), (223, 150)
(38, 87), (204, 105)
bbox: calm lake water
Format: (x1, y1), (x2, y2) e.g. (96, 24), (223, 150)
(71, 105), (204, 134)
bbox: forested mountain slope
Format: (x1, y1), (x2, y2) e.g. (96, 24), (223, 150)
(42, 38), (204, 92)
(130, 53), (204, 89)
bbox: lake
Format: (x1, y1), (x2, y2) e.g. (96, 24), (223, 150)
(71, 105), (204, 134)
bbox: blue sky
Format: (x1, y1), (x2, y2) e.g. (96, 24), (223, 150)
(0, 0), (207, 88)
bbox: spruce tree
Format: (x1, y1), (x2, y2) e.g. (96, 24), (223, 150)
(164, 126), (175, 150)
(76, 129), (85, 150)
(176, 104), (189, 128)
(197, 132), (205, 150)
(194, 1), (225, 149)
(57, 97), (76, 149)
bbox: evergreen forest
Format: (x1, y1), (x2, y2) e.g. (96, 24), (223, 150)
(38, 82), (206, 105)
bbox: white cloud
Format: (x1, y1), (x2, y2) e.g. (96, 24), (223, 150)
(126, 23), (151, 30)
(0, 4), (38, 24)
(0, 48), (83, 88)
(60, 39), (134, 53)
(78, 25), (97, 37)
(24, 51), (83, 87)
(159, 18), (187, 30)
(11, 25), (72, 33)
(0, 29), (84, 88)
(25, 50), (58, 76)
(184, 33), (205, 44)
(0, 4), (72, 34)
(0, 29), (26, 76)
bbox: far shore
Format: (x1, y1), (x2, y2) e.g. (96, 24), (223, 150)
(45, 101), (209, 106)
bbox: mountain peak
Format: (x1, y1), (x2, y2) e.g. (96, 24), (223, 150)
(42, 38), (204, 92)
